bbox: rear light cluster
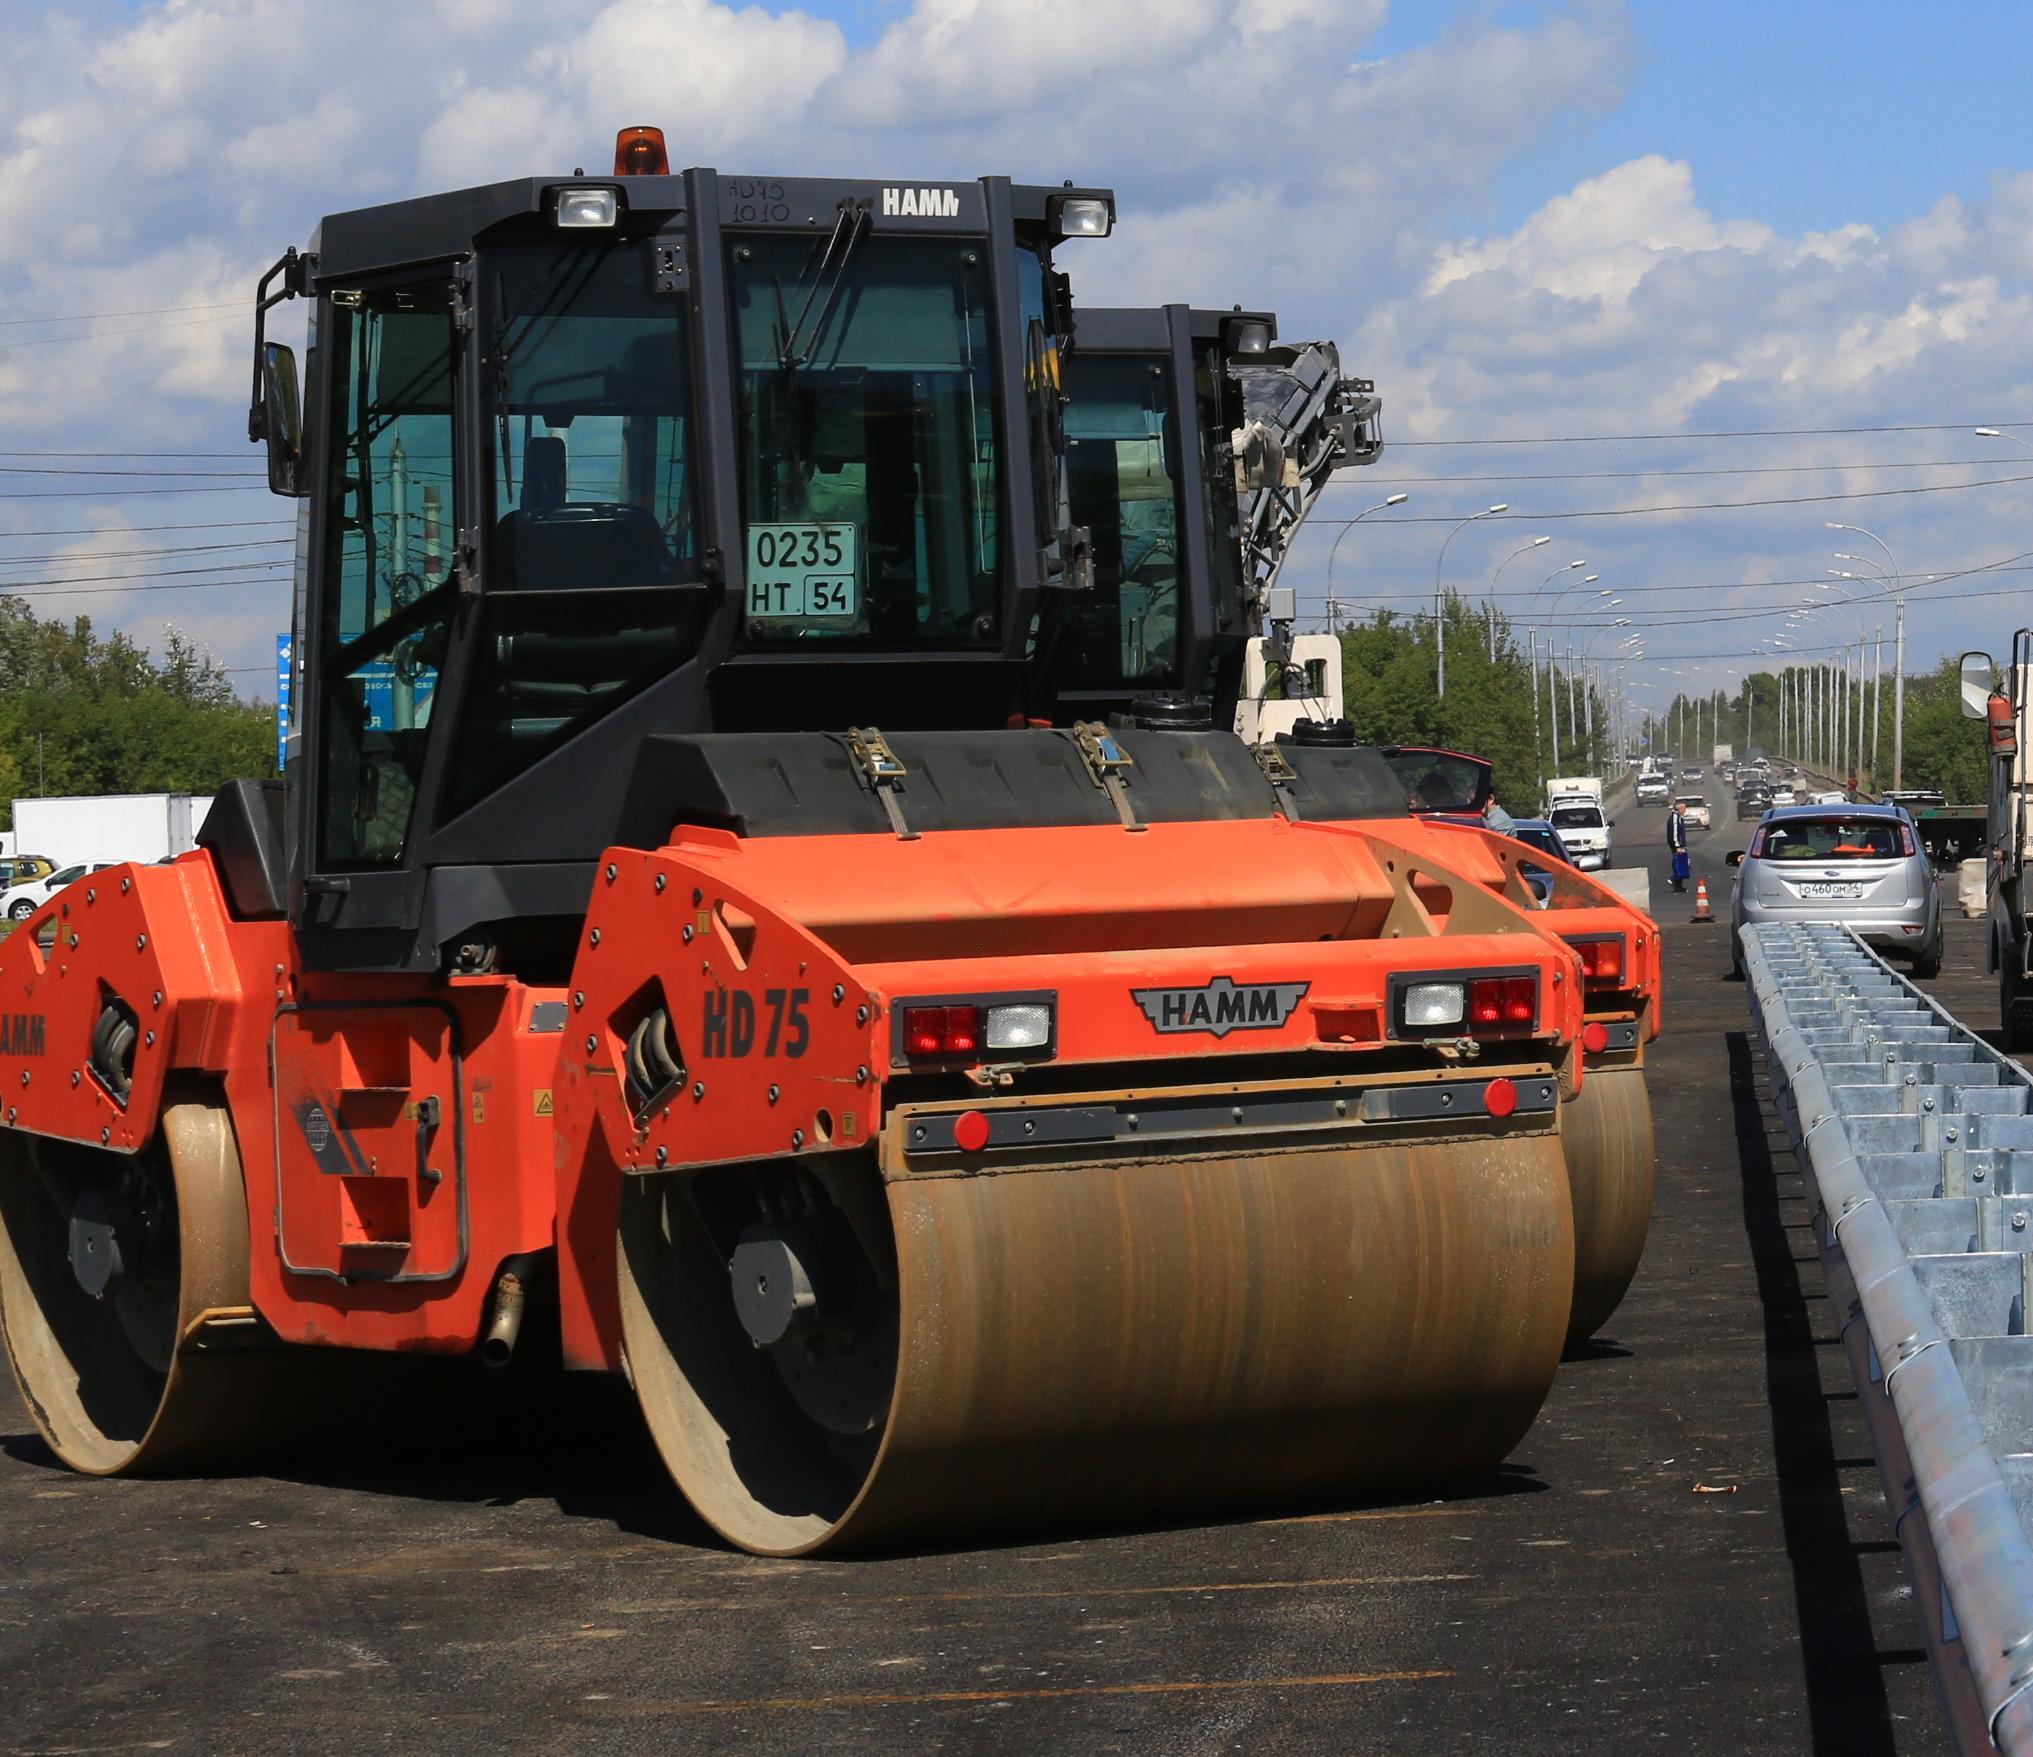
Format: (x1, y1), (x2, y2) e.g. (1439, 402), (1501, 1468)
(901, 999), (1054, 1061)
(1567, 936), (1626, 987)
(1470, 977), (1536, 1027)
(1398, 973), (1537, 1036)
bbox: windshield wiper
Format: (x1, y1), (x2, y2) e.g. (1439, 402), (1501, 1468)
(775, 201), (872, 369)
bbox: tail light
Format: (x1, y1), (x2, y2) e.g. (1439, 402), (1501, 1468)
(898, 994), (1055, 1063)
(1898, 822), (1918, 858)
(1395, 972), (1537, 1037)
(1565, 935), (1626, 987)
(1468, 976), (1536, 1028)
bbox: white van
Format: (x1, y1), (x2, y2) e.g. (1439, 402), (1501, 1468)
(1546, 795), (1613, 870)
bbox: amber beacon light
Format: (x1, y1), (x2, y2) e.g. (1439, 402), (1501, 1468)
(614, 125), (669, 176)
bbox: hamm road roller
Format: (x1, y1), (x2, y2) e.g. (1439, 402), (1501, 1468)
(1062, 305), (1659, 1345)
(0, 139), (1586, 1555)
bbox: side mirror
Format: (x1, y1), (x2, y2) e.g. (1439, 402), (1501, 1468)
(1961, 650), (1996, 718)
(1606, 819), (1616, 827)
(1725, 850), (1745, 868)
(254, 342), (304, 498)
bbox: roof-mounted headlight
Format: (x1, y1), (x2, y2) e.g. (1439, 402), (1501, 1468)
(1224, 316), (1272, 356)
(1051, 195), (1113, 239)
(557, 187), (619, 229)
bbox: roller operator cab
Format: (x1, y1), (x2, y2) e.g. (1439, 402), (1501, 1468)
(249, 157), (1116, 975)
(0, 143), (1607, 1558)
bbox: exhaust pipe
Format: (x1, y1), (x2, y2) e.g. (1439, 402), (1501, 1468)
(480, 1259), (533, 1368)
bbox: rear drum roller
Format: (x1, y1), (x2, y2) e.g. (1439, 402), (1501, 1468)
(619, 1132), (1575, 1557)
(0, 1083), (276, 1474)
(1560, 1067), (1655, 1346)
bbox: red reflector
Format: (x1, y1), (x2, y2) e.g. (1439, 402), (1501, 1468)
(1582, 1021), (1610, 1055)
(613, 125), (670, 176)
(953, 1109), (991, 1153)
(1485, 1076), (1518, 1119)
(902, 1004), (983, 1058)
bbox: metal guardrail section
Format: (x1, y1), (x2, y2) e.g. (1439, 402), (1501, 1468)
(1745, 923), (2033, 1756)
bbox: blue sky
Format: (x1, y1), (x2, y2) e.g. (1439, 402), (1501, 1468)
(4, 0), (2033, 713)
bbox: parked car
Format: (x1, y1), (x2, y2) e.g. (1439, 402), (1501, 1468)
(1502, 818), (1575, 905)
(1736, 782), (1773, 820)
(1, 861), (118, 922)
(1726, 804), (1942, 978)
(1674, 794), (1710, 829)
(0, 854), (56, 887)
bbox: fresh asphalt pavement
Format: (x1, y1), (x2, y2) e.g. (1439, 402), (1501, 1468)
(0, 788), (1973, 1756)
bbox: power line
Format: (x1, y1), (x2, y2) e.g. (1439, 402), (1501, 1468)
(1349, 455), (2033, 486)
(0, 538), (293, 567)
(0, 465), (261, 479)
(1392, 419), (2033, 447)
(0, 561), (287, 592)
(1304, 467), (2033, 526)
(0, 450), (248, 459)
(0, 485), (270, 500)
(0, 519), (292, 539)
(0, 313), (249, 353)
(0, 300), (244, 328)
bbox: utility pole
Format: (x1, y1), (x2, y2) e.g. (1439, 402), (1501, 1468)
(1893, 596), (1907, 789)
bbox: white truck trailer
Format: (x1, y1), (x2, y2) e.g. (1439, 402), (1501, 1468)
(9, 793), (216, 869)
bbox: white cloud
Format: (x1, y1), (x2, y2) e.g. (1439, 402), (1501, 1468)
(0, 0), (2030, 698)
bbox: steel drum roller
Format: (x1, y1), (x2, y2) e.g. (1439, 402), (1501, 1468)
(1560, 1066), (1655, 1346)
(0, 1087), (276, 1475)
(619, 1130), (1575, 1556)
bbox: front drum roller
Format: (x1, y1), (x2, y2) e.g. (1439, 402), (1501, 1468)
(1560, 1066), (1655, 1346)
(0, 1082), (277, 1475)
(619, 1131), (1574, 1557)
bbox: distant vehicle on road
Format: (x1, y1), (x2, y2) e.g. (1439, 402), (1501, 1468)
(1502, 818), (1574, 905)
(1736, 782), (1773, 820)
(1636, 771), (1670, 805)
(1545, 798), (1613, 870)
(1680, 765), (1702, 781)
(1725, 804), (1941, 978)
(0, 855), (56, 887)
(1769, 780), (1799, 807)
(0, 861), (118, 923)
(1675, 794), (1710, 829)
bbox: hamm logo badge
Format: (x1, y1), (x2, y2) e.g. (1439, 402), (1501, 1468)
(1132, 977), (1309, 1039)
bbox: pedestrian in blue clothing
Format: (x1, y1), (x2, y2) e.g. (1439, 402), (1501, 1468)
(1667, 798), (1690, 892)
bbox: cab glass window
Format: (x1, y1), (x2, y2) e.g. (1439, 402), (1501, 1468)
(727, 231), (1000, 647)
(316, 279), (458, 869)
(446, 237), (706, 818)
(1060, 353), (1183, 685)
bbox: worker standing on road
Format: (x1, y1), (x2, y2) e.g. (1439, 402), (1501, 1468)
(1667, 797), (1690, 893)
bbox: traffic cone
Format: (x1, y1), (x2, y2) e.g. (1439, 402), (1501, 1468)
(1691, 878), (1713, 924)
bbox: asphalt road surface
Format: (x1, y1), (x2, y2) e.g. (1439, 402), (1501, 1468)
(0, 789), (1980, 1756)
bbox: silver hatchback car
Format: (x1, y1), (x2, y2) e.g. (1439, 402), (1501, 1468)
(1728, 804), (1942, 977)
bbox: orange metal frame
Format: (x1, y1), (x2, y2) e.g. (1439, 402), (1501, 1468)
(0, 812), (1597, 1373)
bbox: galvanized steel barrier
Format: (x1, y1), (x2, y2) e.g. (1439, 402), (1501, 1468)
(1745, 923), (2033, 1756)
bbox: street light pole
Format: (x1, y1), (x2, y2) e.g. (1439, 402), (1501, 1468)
(1486, 535), (1551, 661)
(1827, 521), (1905, 786)
(1433, 504), (1508, 701)
(1322, 492), (1410, 635)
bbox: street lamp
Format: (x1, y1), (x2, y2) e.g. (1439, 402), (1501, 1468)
(1433, 503), (1508, 700)
(1826, 521), (1906, 786)
(1322, 492), (1410, 632)
(1485, 535), (1551, 659)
